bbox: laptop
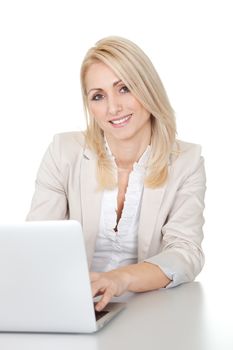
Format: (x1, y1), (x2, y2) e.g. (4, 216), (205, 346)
(0, 220), (126, 333)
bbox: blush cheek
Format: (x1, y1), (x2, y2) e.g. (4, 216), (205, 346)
(92, 114), (109, 132)
(91, 105), (107, 122)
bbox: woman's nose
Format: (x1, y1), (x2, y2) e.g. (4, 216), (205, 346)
(107, 95), (123, 116)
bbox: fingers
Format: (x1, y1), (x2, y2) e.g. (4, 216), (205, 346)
(95, 289), (114, 311)
(90, 269), (130, 311)
(91, 275), (114, 298)
(91, 274), (116, 311)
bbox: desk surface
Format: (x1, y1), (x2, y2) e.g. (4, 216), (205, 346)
(0, 281), (232, 350)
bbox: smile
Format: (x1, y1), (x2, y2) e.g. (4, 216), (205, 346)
(109, 114), (132, 126)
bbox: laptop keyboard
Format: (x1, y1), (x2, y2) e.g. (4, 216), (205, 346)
(95, 309), (109, 321)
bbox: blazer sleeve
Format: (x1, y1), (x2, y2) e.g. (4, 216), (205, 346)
(26, 134), (69, 221)
(145, 153), (206, 288)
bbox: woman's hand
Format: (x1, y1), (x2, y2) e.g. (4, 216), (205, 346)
(90, 263), (171, 311)
(90, 269), (131, 311)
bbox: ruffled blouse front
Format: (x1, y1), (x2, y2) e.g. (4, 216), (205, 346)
(91, 146), (150, 272)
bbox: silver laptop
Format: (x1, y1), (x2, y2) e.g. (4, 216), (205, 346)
(0, 220), (126, 333)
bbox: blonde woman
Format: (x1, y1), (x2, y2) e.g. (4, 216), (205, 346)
(27, 36), (206, 311)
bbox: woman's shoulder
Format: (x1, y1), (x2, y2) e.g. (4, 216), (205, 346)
(52, 131), (86, 149)
(175, 139), (202, 157)
(170, 139), (203, 172)
(49, 131), (95, 161)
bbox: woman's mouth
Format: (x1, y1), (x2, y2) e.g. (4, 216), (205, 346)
(109, 114), (132, 127)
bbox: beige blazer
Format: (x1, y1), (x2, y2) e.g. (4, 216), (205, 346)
(27, 132), (206, 288)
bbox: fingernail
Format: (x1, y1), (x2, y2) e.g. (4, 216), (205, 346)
(96, 304), (101, 311)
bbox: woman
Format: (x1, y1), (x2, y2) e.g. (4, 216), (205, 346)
(27, 36), (206, 311)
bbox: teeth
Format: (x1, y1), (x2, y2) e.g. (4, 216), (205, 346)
(111, 115), (131, 125)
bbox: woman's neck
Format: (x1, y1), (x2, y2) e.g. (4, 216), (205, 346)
(105, 135), (151, 170)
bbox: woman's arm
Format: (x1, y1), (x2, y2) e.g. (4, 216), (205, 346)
(145, 156), (206, 288)
(91, 262), (171, 311)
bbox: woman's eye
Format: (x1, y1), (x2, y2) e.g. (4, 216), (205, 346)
(91, 94), (104, 101)
(120, 85), (130, 93)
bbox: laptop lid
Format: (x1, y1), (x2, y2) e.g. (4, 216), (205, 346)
(0, 220), (104, 333)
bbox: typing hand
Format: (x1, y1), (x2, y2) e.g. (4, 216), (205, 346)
(90, 270), (130, 311)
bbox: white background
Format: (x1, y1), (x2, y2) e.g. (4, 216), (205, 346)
(0, 0), (232, 287)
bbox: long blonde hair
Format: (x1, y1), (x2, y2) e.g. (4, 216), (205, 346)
(80, 36), (177, 189)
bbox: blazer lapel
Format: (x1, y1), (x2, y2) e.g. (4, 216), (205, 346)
(137, 183), (167, 261)
(80, 149), (103, 267)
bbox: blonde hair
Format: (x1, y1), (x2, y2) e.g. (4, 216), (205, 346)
(80, 36), (177, 189)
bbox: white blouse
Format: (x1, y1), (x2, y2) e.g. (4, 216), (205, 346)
(91, 146), (151, 272)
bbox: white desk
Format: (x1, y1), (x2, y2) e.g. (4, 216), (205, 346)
(0, 281), (232, 350)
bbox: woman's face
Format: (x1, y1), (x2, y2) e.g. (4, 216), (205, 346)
(85, 62), (151, 144)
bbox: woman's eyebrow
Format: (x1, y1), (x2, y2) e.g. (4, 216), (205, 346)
(113, 79), (122, 87)
(87, 87), (102, 95)
(87, 80), (123, 95)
